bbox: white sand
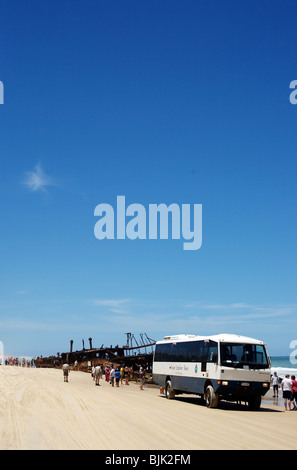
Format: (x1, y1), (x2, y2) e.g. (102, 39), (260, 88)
(0, 366), (295, 450)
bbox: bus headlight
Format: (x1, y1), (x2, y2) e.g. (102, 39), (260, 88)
(222, 381), (229, 386)
(262, 382), (269, 388)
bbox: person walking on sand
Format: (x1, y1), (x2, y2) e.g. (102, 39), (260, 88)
(110, 365), (115, 387)
(290, 375), (297, 410)
(63, 363), (70, 382)
(105, 365), (110, 382)
(124, 366), (130, 385)
(271, 372), (279, 397)
(139, 367), (145, 390)
(115, 368), (121, 387)
(281, 374), (292, 410)
(120, 366), (124, 385)
(95, 364), (101, 386)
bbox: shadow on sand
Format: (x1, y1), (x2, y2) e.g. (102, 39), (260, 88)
(158, 394), (283, 412)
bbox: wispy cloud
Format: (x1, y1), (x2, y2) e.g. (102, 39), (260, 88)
(0, 318), (69, 331)
(15, 290), (29, 295)
(23, 163), (55, 192)
(187, 302), (258, 310)
(91, 298), (131, 314)
(184, 301), (297, 324)
(99, 304), (297, 342)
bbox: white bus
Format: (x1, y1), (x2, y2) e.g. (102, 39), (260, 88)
(152, 333), (271, 410)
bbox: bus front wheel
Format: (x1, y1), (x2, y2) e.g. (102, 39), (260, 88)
(248, 395), (261, 411)
(165, 380), (175, 399)
(205, 385), (218, 408)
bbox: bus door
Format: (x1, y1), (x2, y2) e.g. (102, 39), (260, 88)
(201, 340), (218, 374)
(201, 340), (208, 372)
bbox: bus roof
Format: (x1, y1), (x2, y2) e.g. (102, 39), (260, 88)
(159, 333), (265, 345)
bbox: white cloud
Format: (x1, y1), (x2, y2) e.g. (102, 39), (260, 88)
(91, 298), (131, 314)
(23, 163), (55, 192)
(201, 302), (258, 310)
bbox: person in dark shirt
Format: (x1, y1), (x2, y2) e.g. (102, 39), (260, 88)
(115, 368), (121, 387)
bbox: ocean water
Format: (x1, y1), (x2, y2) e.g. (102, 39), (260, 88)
(270, 356), (297, 379)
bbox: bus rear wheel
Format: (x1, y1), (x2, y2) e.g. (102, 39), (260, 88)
(205, 385), (218, 408)
(165, 380), (175, 399)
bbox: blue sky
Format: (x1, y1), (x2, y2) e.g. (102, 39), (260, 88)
(0, 0), (297, 357)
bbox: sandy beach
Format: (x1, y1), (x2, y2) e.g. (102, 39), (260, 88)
(0, 365), (296, 451)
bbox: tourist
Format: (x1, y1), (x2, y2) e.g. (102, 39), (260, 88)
(290, 375), (297, 410)
(281, 374), (292, 410)
(95, 364), (101, 386)
(110, 365), (115, 387)
(124, 366), (130, 385)
(139, 367), (145, 390)
(62, 363), (70, 383)
(271, 372), (279, 397)
(120, 366), (124, 384)
(105, 365), (110, 382)
(115, 368), (121, 387)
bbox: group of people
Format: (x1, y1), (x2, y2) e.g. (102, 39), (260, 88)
(3, 357), (34, 367)
(271, 371), (297, 410)
(63, 362), (146, 390)
(102, 364), (131, 387)
(96, 364), (145, 390)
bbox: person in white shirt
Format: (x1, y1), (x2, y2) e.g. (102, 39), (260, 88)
(271, 372), (279, 397)
(281, 374), (292, 410)
(110, 366), (116, 387)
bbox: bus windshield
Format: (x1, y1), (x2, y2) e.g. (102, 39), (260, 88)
(220, 343), (269, 369)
